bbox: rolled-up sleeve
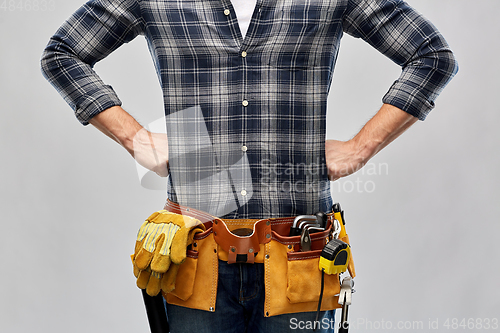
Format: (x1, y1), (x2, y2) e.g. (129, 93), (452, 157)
(41, 0), (144, 125)
(343, 0), (458, 120)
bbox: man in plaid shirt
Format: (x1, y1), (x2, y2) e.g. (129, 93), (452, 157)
(41, 0), (457, 332)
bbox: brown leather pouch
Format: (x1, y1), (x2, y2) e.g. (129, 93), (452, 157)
(162, 200), (355, 317)
(164, 226), (219, 312)
(213, 218), (271, 264)
(263, 221), (346, 317)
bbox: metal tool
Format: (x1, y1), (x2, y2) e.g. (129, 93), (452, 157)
(315, 211), (328, 229)
(298, 219), (321, 230)
(290, 215), (325, 236)
(306, 226), (325, 234)
(338, 277), (354, 333)
(293, 215), (316, 227)
(332, 203), (347, 239)
(300, 227), (312, 251)
(331, 219), (341, 239)
(290, 215), (315, 236)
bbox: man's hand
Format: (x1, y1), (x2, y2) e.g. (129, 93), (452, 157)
(325, 139), (365, 181)
(89, 106), (169, 177)
(132, 129), (169, 177)
(326, 104), (418, 181)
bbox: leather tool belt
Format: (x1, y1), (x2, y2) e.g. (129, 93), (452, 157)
(162, 200), (355, 317)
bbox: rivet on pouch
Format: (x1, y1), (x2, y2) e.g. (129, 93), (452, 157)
(265, 254), (270, 259)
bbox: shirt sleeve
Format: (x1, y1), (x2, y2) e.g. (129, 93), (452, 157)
(343, 0), (458, 120)
(41, 0), (144, 125)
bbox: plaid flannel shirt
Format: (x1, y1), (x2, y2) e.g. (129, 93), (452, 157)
(41, 0), (457, 219)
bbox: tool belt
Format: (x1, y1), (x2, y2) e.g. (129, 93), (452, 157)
(162, 200), (355, 317)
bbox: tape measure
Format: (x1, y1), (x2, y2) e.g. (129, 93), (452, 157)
(315, 203), (354, 329)
(319, 238), (351, 275)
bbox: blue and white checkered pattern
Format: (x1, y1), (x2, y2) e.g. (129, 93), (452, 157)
(41, 0), (458, 219)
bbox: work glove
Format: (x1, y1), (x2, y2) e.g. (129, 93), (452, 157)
(131, 210), (205, 296)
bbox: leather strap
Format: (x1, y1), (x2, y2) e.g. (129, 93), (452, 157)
(163, 200), (215, 227)
(163, 200), (334, 264)
(213, 218), (271, 264)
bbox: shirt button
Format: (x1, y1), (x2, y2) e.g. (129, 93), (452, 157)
(241, 145), (248, 152)
(224, 9), (230, 16)
(241, 51), (247, 58)
(242, 100), (249, 107)
(241, 189), (247, 196)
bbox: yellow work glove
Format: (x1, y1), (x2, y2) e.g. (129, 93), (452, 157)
(131, 210), (205, 296)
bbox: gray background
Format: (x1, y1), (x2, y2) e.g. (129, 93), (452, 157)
(1, 0), (498, 332)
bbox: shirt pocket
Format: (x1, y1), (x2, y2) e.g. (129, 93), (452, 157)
(268, 0), (336, 70)
(148, 0), (218, 55)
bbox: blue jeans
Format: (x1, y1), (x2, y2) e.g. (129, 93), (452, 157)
(164, 260), (335, 333)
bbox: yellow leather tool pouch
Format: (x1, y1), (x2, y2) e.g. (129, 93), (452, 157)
(263, 221), (347, 317)
(164, 226), (219, 312)
(161, 200), (355, 317)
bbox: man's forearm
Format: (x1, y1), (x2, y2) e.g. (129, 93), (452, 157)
(326, 104), (418, 180)
(89, 106), (169, 177)
(89, 105), (145, 154)
(352, 103), (418, 162)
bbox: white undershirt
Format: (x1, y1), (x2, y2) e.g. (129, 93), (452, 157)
(231, 0), (257, 39)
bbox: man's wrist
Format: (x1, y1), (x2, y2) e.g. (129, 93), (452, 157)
(89, 106), (145, 154)
(350, 104), (417, 162)
(349, 136), (381, 166)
